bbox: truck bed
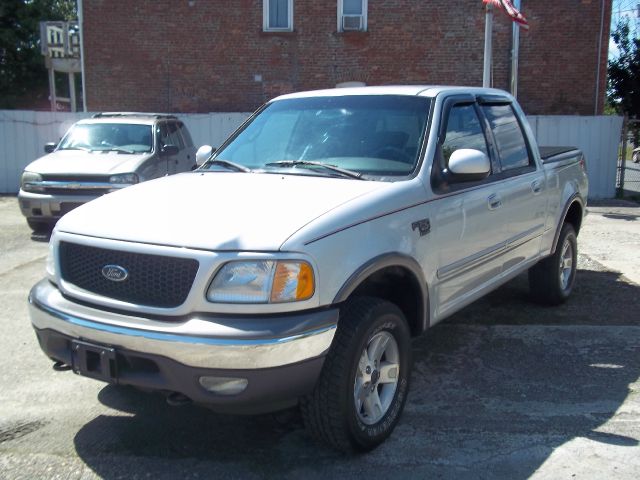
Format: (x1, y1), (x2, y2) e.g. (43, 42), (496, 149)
(539, 146), (582, 164)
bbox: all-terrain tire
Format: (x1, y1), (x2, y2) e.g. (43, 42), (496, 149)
(300, 296), (412, 452)
(529, 223), (577, 305)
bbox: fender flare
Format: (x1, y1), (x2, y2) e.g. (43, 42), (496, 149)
(551, 194), (584, 254)
(332, 253), (430, 333)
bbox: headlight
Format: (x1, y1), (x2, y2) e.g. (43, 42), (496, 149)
(109, 173), (139, 184)
(207, 260), (315, 304)
(45, 239), (56, 280)
(21, 171), (44, 192)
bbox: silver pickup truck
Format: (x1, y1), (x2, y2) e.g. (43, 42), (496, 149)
(29, 86), (588, 452)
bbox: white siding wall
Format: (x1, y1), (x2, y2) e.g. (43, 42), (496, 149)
(0, 110), (621, 198)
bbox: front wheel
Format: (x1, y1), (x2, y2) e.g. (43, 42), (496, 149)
(529, 223), (577, 305)
(301, 297), (412, 452)
(27, 218), (53, 235)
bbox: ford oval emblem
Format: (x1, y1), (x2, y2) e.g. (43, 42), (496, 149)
(101, 265), (129, 282)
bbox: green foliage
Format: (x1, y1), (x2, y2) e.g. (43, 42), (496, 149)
(608, 19), (640, 118)
(0, 0), (77, 109)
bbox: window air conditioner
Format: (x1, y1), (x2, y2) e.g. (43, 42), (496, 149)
(342, 15), (363, 31)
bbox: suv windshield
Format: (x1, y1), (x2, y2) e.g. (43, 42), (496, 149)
(211, 95), (431, 180)
(58, 123), (153, 153)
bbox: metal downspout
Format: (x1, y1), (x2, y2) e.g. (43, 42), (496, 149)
(594, 0), (606, 115)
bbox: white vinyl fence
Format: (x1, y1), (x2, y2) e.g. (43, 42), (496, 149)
(527, 115), (623, 199)
(0, 110), (622, 197)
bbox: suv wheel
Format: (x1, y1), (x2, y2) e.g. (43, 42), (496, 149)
(301, 297), (411, 452)
(529, 223), (577, 305)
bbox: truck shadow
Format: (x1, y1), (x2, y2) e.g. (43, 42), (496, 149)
(73, 266), (640, 478)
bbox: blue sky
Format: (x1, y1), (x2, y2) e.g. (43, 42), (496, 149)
(610, 0), (638, 58)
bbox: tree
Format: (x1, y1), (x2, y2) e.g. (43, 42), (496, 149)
(0, 0), (76, 109)
(608, 19), (640, 118)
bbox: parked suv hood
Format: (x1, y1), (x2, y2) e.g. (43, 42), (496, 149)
(26, 150), (153, 176)
(56, 172), (385, 251)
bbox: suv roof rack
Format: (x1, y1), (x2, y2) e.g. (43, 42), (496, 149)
(92, 112), (178, 120)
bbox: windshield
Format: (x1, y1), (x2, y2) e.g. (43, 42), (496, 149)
(58, 123), (153, 153)
(211, 95), (431, 180)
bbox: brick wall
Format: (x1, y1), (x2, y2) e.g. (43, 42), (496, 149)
(82, 0), (611, 115)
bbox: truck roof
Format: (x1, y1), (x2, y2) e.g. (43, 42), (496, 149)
(273, 85), (513, 101)
(76, 113), (178, 126)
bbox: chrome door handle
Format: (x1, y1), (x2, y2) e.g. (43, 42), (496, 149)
(488, 193), (502, 210)
(531, 180), (543, 194)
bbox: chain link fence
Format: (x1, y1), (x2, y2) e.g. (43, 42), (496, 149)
(617, 117), (640, 199)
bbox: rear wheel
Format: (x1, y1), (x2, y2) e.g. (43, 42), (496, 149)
(301, 297), (411, 452)
(529, 223), (577, 305)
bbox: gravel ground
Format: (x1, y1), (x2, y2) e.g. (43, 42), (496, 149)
(0, 196), (638, 479)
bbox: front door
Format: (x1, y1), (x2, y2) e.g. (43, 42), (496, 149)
(429, 98), (510, 317)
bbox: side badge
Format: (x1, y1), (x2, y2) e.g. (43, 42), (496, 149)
(411, 219), (431, 237)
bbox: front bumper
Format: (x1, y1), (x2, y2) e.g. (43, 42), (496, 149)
(29, 279), (338, 412)
(18, 190), (100, 221)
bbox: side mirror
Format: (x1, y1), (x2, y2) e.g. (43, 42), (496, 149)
(195, 145), (215, 167)
(44, 142), (57, 154)
(160, 144), (179, 156)
(447, 149), (490, 182)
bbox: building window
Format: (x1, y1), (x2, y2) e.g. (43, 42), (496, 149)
(338, 0), (367, 32)
(264, 0), (293, 31)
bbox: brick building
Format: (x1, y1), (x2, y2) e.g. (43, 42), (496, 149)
(80, 0), (612, 115)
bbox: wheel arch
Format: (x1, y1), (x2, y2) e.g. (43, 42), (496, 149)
(333, 253), (429, 336)
(552, 195), (585, 254)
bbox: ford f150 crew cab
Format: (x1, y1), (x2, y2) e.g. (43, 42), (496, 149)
(29, 86), (588, 452)
(19, 113), (196, 234)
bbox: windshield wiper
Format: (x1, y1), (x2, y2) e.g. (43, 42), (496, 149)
(107, 147), (136, 154)
(205, 159), (251, 173)
(264, 160), (365, 180)
(61, 146), (92, 152)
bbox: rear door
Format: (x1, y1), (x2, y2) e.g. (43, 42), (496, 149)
(478, 99), (547, 271)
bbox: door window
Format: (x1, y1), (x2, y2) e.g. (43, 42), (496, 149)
(442, 104), (489, 165)
(481, 104), (531, 171)
(166, 122), (185, 149)
(157, 123), (170, 148)
(177, 122), (194, 148)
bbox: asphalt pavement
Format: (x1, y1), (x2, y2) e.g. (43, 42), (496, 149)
(0, 196), (639, 479)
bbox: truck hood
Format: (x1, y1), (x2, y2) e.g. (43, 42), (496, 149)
(25, 150), (151, 176)
(57, 172), (385, 251)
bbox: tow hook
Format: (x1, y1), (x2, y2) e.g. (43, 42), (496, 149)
(166, 392), (192, 407)
(52, 361), (72, 371)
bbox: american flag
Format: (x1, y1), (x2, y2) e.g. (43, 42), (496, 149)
(483, 0), (529, 30)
